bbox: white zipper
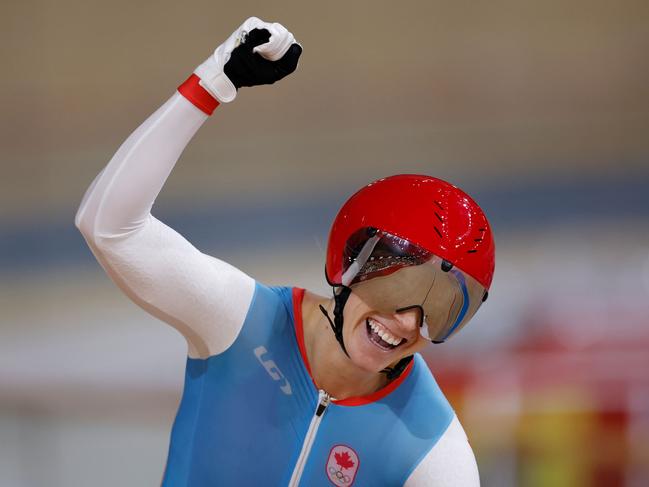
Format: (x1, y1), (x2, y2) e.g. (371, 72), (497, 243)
(288, 389), (331, 486)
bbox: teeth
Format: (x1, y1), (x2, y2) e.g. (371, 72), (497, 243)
(368, 319), (403, 346)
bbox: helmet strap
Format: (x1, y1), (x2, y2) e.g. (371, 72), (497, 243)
(319, 285), (352, 357)
(381, 355), (413, 381)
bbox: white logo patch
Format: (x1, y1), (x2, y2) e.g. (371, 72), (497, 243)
(326, 444), (360, 486)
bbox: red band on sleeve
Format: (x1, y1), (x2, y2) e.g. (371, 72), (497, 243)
(177, 74), (220, 115)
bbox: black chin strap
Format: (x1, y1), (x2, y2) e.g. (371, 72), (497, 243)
(319, 285), (412, 380)
(381, 356), (413, 381)
(319, 286), (352, 357)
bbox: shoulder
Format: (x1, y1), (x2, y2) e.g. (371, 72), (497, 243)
(404, 415), (480, 487)
(228, 283), (297, 342)
(394, 355), (454, 424)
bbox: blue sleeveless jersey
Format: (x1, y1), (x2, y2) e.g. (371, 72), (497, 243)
(162, 284), (455, 486)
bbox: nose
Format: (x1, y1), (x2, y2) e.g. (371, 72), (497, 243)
(394, 306), (423, 334)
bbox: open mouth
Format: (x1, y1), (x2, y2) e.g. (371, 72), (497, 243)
(366, 318), (406, 350)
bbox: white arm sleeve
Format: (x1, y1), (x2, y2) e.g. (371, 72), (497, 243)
(75, 92), (255, 358)
(404, 415), (480, 487)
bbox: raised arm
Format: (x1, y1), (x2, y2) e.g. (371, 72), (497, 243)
(75, 17), (302, 358)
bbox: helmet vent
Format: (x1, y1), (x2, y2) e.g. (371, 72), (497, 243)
(435, 201), (445, 210)
(434, 226), (443, 238)
(434, 211), (444, 223)
(467, 249), (477, 253)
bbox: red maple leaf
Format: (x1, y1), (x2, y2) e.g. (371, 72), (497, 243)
(334, 451), (355, 470)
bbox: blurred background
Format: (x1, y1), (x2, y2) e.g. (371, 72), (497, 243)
(1, 0), (648, 485)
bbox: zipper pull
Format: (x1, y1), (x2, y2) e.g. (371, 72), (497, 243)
(315, 390), (331, 417)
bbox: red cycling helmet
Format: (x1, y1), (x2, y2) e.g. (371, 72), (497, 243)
(327, 174), (494, 289)
(323, 174), (495, 350)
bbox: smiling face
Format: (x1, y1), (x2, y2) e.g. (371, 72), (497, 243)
(341, 291), (429, 373)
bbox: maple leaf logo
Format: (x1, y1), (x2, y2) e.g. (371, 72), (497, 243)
(334, 451), (355, 470)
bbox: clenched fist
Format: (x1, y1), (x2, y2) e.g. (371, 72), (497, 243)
(195, 17), (302, 103)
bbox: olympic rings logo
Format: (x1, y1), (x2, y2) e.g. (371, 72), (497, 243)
(328, 466), (351, 484)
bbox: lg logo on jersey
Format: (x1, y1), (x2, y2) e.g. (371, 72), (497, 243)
(253, 346), (292, 395)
